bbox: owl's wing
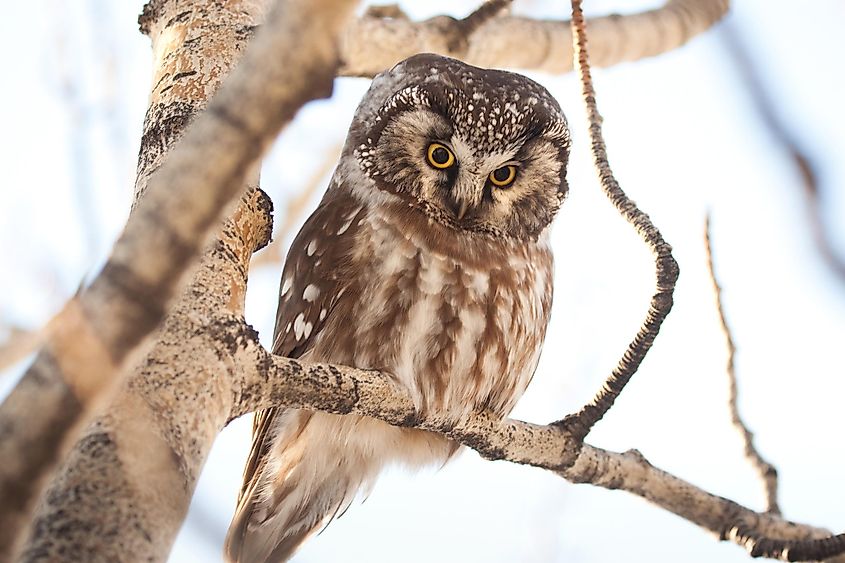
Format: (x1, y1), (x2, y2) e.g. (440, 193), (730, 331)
(236, 191), (366, 508)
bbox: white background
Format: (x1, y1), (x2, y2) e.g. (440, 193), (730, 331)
(1, 1), (844, 562)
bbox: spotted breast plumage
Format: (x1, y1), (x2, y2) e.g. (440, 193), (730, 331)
(225, 53), (570, 563)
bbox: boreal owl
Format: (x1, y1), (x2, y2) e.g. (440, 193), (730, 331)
(225, 53), (570, 562)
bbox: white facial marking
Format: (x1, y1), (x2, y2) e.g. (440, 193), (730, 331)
(303, 284), (320, 302)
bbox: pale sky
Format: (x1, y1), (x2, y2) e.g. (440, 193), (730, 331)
(1, 1), (844, 562)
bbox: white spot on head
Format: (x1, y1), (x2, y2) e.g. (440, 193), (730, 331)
(306, 240), (318, 256)
(303, 284), (320, 302)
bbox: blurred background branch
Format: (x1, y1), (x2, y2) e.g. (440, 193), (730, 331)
(720, 18), (845, 284)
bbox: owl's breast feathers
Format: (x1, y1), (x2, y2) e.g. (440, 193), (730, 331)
(227, 184), (555, 562)
(275, 188), (554, 421)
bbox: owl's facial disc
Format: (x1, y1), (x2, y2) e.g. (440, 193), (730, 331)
(354, 55), (571, 240)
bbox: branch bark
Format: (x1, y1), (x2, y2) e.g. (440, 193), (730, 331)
(340, 0), (729, 77)
(557, 0), (679, 441)
(3, 0), (356, 559)
(705, 215), (780, 516)
(221, 320), (844, 561)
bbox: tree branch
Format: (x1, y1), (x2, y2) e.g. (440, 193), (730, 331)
(557, 0), (679, 441)
(705, 215), (780, 515)
(0, 0), (355, 558)
(340, 0), (729, 77)
(223, 316), (844, 561)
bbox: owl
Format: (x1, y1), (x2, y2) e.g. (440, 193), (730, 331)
(225, 53), (570, 562)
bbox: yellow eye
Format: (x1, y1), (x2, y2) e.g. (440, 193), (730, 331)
(426, 143), (455, 169)
(489, 165), (517, 187)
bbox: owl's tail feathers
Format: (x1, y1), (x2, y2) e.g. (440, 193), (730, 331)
(224, 476), (355, 563)
(224, 415), (362, 563)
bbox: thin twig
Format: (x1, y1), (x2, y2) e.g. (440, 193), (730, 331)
(559, 0), (679, 440)
(705, 214), (780, 515)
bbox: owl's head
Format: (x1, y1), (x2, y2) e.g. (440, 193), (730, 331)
(347, 53), (570, 241)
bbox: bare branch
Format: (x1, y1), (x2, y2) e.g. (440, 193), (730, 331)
(705, 215), (780, 515)
(0, 0), (356, 557)
(223, 317), (844, 561)
(340, 0), (729, 77)
(558, 0), (679, 440)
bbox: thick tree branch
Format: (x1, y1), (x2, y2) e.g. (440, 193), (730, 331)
(222, 316), (843, 561)
(340, 0), (729, 77)
(0, 0), (355, 558)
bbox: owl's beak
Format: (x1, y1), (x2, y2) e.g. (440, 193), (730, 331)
(455, 200), (470, 221)
(448, 175), (480, 220)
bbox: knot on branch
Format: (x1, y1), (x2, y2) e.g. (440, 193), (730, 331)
(252, 188), (274, 254)
(138, 1), (162, 36)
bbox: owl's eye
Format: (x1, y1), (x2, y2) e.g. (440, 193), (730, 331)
(489, 165), (517, 187)
(426, 143), (455, 169)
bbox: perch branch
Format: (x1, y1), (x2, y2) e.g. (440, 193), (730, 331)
(340, 0), (729, 77)
(558, 0), (679, 440)
(705, 215), (780, 515)
(222, 316), (845, 561)
(0, 0), (354, 557)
